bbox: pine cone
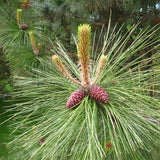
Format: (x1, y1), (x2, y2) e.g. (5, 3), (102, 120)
(89, 85), (109, 103)
(21, 24), (29, 30)
(105, 142), (112, 151)
(40, 138), (45, 146)
(67, 89), (87, 109)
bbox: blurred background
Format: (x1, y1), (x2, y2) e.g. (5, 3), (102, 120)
(0, 0), (159, 159)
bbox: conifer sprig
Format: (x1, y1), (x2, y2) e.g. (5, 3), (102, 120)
(92, 54), (107, 85)
(78, 24), (91, 88)
(2, 23), (160, 160)
(29, 31), (40, 56)
(17, 9), (22, 29)
(52, 24), (109, 109)
(52, 55), (82, 87)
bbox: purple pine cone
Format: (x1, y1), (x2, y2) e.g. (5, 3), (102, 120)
(89, 85), (109, 103)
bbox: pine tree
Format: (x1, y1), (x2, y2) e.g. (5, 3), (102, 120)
(2, 22), (160, 159)
(0, 1), (160, 160)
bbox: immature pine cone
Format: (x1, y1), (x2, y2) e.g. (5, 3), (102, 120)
(67, 89), (87, 109)
(89, 85), (109, 103)
(21, 24), (29, 30)
(105, 142), (112, 151)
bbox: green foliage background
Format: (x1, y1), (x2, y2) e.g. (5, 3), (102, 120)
(0, 0), (160, 159)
